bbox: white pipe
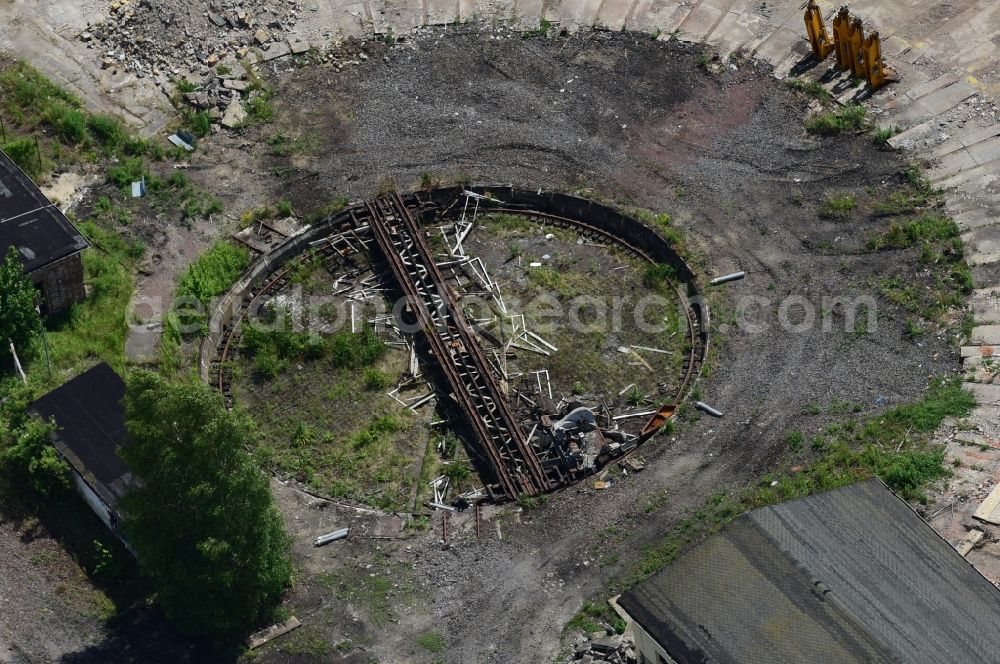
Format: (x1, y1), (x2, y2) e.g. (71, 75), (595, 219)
(710, 271), (746, 285)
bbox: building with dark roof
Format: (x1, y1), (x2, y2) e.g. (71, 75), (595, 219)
(0, 148), (88, 314)
(618, 478), (1000, 664)
(30, 362), (131, 545)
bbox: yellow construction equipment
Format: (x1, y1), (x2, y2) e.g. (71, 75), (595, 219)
(848, 17), (866, 78)
(832, 6), (853, 71)
(804, 0), (834, 60)
(825, 6), (894, 90)
(861, 31), (893, 90)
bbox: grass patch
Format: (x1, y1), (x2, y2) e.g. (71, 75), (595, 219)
(0, 61), (161, 177)
(787, 78), (831, 101)
(868, 214), (959, 250)
(819, 195), (856, 219)
(522, 18), (553, 38)
(416, 632), (446, 653)
(177, 241), (251, 304)
(805, 104), (867, 136)
(28, 221), (142, 387)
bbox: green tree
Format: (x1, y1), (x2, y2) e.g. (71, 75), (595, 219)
(0, 246), (41, 369)
(119, 371), (292, 635)
(0, 382), (69, 496)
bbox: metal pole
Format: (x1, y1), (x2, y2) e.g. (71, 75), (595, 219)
(710, 271), (746, 285)
(9, 339), (27, 385)
(695, 401), (724, 418)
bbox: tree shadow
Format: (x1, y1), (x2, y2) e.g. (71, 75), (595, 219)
(60, 605), (231, 664)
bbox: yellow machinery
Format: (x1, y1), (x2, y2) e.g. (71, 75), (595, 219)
(804, 0), (835, 60)
(808, 4), (894, 91)
(832, 6), (853, 71)
(848, 17), (866, 78)
(862, 31), (892, 89)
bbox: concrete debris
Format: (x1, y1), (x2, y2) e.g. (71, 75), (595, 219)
(246, 616), (301, 649)
(74, 0), (331, 132)
(220, 99), (247, 128)
(560, 632), (638, 664)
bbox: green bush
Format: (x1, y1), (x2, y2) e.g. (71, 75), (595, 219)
(363, 368), (390, 390)
(177, 241), (251, 303)
(182, 109), (212, 138)
(43, 102), (87, 144)
(86, 114), (126, 150)
(2, 138), (39, 176)
(106, 156), (146, 188)
(328, 329), (388, 369)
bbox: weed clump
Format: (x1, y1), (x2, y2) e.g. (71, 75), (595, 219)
(805, 104), (867, 135)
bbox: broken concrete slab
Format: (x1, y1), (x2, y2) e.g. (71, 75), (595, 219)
(288, 39), (310, 55)
(974, 483), (1000, 525)
(261, 41), (292, 61)
(223, 78), (249, 92)
(971, 325), (1000, 345)
(246, 616), (301, 649)
(967, 382), (1000, 406)
(956, 529), (985, 556)
(221, 100), (247, 128)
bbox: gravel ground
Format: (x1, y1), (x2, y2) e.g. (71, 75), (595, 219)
(224, 27), (956, 664)
(6, 26), (962, 664)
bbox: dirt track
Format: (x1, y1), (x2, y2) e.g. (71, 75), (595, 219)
(11, 27), (961, 664)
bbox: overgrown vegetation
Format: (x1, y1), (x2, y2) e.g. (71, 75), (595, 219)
(0, 61), (161, 177)
(861, 165), (972, 336)
(787, 77), (832, 102)
(805, 104), (867, 136)
(0, 246), (42, 372)
(243, 326), (387, 380)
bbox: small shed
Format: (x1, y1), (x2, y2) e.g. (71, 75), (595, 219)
(619, 477), (1000, 664)
(0, 148), (89, 315)
(30, 362), (131, 544)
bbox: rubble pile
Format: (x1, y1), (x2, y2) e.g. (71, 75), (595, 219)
(77, 0), (317, 127)
(564, 633), (639, 664)
(79, 0), (306, 78)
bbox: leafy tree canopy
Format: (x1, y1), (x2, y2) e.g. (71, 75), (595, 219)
(120, 371), (292, 635)
(0, 246), (40, 369)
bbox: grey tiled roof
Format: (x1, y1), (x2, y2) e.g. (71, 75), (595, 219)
(620, 478), (1000, 664)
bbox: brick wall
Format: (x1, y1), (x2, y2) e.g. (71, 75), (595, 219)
(31, 252), (86, 315)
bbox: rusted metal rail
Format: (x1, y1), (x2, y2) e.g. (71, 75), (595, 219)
(438, 205), (704, 423)
(363, 193), (548, 499)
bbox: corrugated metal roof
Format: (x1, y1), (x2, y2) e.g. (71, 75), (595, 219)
(619, 478), (1000, 664)
(0, 149), (88, 273)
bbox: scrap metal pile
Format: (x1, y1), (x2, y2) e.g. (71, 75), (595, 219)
(212, 188), (703, 504)
(355, 191), (686, 503)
